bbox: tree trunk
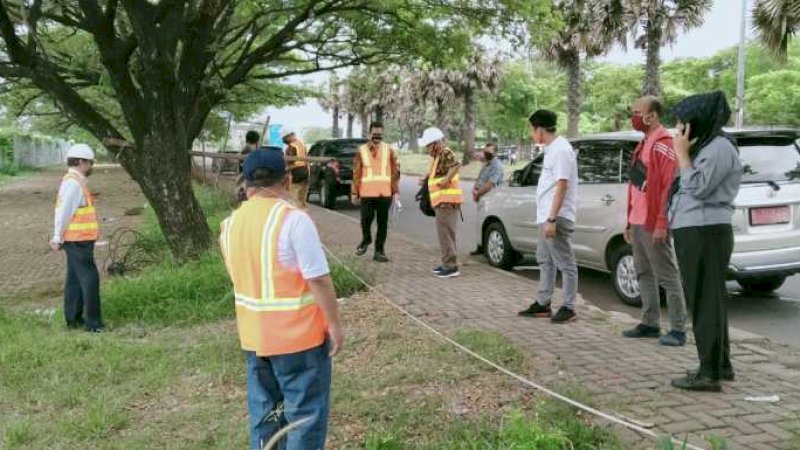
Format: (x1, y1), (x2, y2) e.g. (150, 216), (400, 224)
(374, 106), (384, 124)
(408, 123), (419, 151)
(462, 88), (476, 165)
(332, 105), (341, 138)
(127, 132), (212, 260)
(643, 26), (663, 96)
(359, 112), (369, 138)
(346, 113), (354, 138)
(435, 99), (448, 138)
(565, 49), (582, 138)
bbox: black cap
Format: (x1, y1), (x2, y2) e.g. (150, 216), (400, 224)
(528, 110), (558, 130)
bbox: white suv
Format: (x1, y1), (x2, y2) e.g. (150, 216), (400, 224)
(478, 129), (800, 305)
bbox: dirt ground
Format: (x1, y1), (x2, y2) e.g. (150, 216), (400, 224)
(0, 166), (146, 298)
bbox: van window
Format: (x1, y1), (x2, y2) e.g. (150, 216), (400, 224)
(574, 142), (623, 184)
(739, 143), (800, 183)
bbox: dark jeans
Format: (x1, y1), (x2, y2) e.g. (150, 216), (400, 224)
(673, 224), (734, 380)
(63, 241), (103, 330)
(359, 197), (391, 253)
(245, 342), (332, 450)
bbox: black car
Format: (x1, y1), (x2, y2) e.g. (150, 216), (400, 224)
(307, 138), (367, 209)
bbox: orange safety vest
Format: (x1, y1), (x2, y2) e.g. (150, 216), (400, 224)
(427, 153), (463, 207)
(357, 143), (392, 198)
(289, 141), (309, 169)
(219, 197), (327, 356)
(57, 173), (99, 242)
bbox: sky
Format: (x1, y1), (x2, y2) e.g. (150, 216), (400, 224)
(261, 0), (750, 137)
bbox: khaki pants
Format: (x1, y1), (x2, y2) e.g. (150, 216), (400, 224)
(435, 204), (459, 269)
(291, 181), (309, 208)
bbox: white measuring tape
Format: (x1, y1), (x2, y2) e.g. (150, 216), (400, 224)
(322, 243), (706, 450)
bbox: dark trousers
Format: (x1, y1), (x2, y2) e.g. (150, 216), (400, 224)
(63, 241), (103, 330)
(359, 197), (391, 253)
(673, 225), (733, 380)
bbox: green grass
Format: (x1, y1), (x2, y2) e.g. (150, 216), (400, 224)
(452, 328), (526, 373)
(0, 165), (35, 184)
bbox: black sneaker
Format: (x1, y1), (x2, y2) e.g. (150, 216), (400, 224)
(373, 252), (390, 263)
(432, 266), (445, 274)
(356, 243), (369, 256)
(85, 326), (106, 334)
(671, 373), (722, 392)
(551, 307), (576, 323)
(687, 367), (735, 382)
(434, 267), (460, 278)
(622, 323), (661, 338)
(658, 330), (687, 346)
(469, 247), (483, 256)
(518, 303), (552, 318)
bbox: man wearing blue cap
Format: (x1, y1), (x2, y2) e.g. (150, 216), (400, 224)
(220, 149), (344, 450)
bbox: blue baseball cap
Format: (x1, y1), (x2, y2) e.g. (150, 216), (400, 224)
(242, 148), (286, 182)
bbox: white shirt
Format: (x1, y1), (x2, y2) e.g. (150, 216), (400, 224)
(536, 136), (578, 224)
(52, 168), (88, 244)
(277, 209), (330, 280)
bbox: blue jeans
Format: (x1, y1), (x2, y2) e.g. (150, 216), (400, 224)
(245, 342), (332, 450)
(63, 241), (103, 330)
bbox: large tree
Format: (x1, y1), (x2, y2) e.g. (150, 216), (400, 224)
(539, 0), (626, 137)
(626, 0), (713, 96)
(753, 0), (800, 61)
(0, 0), (530, 259)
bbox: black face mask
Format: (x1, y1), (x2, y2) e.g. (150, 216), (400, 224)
(484, 151), (494, 160)
(371, 135), (383, 143)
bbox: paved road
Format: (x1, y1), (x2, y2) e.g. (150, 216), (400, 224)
(325, 175), (800, 347)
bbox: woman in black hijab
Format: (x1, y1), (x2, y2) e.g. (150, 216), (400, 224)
(669, 91), (743, 392)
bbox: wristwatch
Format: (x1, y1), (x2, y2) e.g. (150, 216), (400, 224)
(546, 217), (557, 224)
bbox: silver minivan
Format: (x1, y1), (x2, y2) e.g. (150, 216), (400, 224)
(478, 128), (800, 305)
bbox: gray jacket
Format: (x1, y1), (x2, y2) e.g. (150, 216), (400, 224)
(669, 136), (743, 230)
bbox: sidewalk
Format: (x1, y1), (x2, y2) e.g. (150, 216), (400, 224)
(308, 205), (800, 449)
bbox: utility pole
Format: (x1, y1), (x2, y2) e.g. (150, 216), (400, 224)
(736, 0), (748, 129)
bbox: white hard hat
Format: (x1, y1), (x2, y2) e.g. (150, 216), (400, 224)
(280, 127), (295, 139)
(66, 143), (95, 161)
(418, 127), (445, 147)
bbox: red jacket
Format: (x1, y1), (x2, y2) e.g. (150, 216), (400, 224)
(626, 126), (676, 233)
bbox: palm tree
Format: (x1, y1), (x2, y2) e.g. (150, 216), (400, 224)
(317, 74), (342, 138)
(444, 53), (503, 163)
(540, 0), (626, 137)
(626, 0), (713, 96)
(419, 69), (456, 137)
(341, 69), (373, 138)
(753, 0), (800, 61)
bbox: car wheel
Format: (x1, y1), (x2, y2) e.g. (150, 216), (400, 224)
(483, 222), (517, 270)
(320, 172), (337, 210)
(610, 244), (642, 306)
(737, 276), (786, 294)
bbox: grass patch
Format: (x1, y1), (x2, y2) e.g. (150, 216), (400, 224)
(452, 328), (526, 373)
(0, 165), (35, 185)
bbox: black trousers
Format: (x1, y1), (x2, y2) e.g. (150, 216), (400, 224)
(359, 197), (392, 253)
(673, 225), (733, 380)
(63, 241), (103, 330)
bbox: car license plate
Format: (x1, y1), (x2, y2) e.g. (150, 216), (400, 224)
(750, 206), (791, 226)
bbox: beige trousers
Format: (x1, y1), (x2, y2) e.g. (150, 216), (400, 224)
(435, 204), (459, 269)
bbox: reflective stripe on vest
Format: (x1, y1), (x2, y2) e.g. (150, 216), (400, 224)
(220, 197), (326, 356)
(58, 174), (99, 242)
(358, 143), (392, 197)
(427, 156), (463, 207)
(290, 141), (308, 168)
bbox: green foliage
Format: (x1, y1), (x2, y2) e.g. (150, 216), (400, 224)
(747, 70), (800, 125)
(452, 328), (526, 372)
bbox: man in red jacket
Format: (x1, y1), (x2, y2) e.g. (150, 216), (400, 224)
(622, 96), (688, 346)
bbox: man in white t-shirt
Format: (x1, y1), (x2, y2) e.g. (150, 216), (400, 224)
(518, 110), (579, 323)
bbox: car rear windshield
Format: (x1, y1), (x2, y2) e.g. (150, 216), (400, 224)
(739, 141), (800, 183)
(326, 141), (364, 156)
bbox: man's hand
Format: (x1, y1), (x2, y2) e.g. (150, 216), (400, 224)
(351, 194), (359, 206)
(49, 241), (62, 252)
(624, 228), (632, 244)
(653, 228), (668, 244)
(327, 324), (345, 357)
(544, 221), (557, 239)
